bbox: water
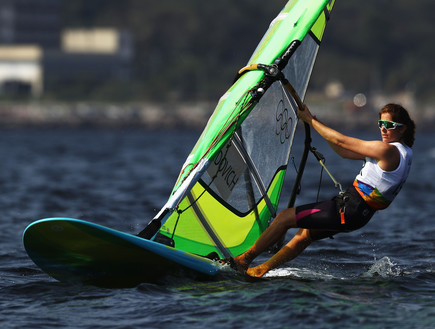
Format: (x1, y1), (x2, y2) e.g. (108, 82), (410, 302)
(0, 126), (434, 328)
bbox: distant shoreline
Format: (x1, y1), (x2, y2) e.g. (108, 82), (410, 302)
(1, 100), (433, 130)
(0, 102), (215, 129)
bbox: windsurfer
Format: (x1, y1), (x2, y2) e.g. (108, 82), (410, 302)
(228, 103), (415, 277)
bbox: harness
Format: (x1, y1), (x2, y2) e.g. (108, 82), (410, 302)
(309, 146), (347, 224)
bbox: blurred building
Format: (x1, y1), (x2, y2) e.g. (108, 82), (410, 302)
(0, 45), (43, 96)
(0, 0), (133, 98)
(44, 28), (133, 88)
(0, 0), (60, 96)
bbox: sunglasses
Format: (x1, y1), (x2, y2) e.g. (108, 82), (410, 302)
(378, 120), (404, 130)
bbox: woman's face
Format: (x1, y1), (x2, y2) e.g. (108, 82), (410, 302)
(379, 112), (406, 143)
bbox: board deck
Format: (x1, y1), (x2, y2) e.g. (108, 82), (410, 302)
(23, 218), (222, 287)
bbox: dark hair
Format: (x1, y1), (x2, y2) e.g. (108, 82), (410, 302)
(379, 103), (415, 147)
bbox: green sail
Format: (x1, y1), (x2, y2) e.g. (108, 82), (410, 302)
(153, 0), (336, 258)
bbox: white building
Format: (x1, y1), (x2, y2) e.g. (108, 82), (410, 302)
(0, 45), (43, 97)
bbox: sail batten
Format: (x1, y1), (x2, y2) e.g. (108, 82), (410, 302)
(142, 0), (336, 258)
(186, 192), (232, 259)
(232, 132), (276, 217)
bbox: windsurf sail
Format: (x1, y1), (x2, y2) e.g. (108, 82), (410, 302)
(139, 0), (336, 259)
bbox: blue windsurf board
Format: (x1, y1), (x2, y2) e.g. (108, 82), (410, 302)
(23, 218), (223, 287)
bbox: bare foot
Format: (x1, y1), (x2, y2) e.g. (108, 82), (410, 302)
(219, 257), (247, 274)
(246, 264), (270, 277)
(232, 255), (251, 274)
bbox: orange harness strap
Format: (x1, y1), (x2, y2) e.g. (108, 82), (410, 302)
(340, 210), (345, 225)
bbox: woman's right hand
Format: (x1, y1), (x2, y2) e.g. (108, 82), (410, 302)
(297, 104), (314, 125)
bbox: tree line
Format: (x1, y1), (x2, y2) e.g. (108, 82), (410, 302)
(59, 0), (434, 103)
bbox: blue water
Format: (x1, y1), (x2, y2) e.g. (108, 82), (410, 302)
(0, 126), (434, 328)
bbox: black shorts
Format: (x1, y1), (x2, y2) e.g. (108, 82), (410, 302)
(295, 186), (376, 241)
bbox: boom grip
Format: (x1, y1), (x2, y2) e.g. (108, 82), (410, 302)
(282, 80), (304, 111)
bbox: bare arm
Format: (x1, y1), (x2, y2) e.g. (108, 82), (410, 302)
(298, 105), (400, 171)
(327, 141), (365, 160)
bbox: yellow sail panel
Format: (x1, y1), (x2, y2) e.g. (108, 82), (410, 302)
(159, 169), (286, 258)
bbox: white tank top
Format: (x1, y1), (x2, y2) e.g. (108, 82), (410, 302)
(353, 142), (413, 210)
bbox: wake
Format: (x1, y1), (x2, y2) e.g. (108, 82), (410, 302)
(263, 256), (403, 280)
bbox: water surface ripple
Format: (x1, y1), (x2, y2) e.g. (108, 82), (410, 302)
(0, 127), (433, 328)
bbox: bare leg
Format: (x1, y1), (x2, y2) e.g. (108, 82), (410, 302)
(232, 207), (298, 272)
(246, 228), (312, 277)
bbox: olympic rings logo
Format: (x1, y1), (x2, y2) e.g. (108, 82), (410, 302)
(275, 100), (293, 144)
